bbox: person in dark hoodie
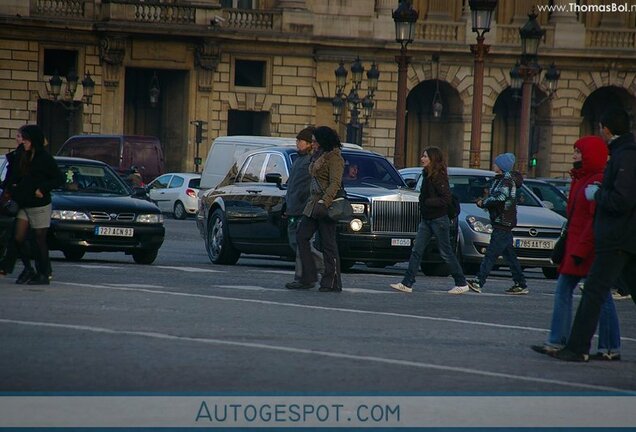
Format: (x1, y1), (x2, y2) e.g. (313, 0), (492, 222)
(531, 136), (620, 360)
(549, 107), (636, 362)
(284, 127), (324, 289)
(5, 124), (63, 285)
(390, 147), (468, 294)
(467, 152), (528, 295)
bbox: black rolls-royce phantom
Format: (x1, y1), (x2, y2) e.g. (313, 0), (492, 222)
(196, 146), (457, 274)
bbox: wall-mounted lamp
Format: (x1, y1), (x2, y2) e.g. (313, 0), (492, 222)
(47, 69), (95, 110)
(149, 72), (160, 108)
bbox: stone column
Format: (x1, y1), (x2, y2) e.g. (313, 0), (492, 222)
(550, 0), (584, 48)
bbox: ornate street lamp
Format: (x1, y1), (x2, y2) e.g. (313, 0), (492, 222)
(511, 12), (560, 175)
(392, 0), (418, 169)
(47, 69), (95, 109)
(149, 72), (161, 108)
(468, 0), (497, 168)
(332, 58), (379, 145)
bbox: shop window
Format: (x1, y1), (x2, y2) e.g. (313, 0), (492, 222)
(235, 60), (266, 87)
(43, 49), (78, 77)
(221, 0), (254, 8)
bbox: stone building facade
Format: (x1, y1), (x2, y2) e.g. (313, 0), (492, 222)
(1, 0), (635, 177)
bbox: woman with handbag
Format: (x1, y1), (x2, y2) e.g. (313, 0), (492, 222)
(295, 126), (344, 292)
(531, 136), (621, 360)
(5, 124), (63, 285)
(390, 147), (468, 294)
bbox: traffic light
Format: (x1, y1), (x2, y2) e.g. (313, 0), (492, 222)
(529, 154), (538, 169)
(193, 120), (208, 144)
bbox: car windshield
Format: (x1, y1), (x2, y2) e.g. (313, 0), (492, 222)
(447, 174), (541, 207)
(54, 162), (130, 196)
(341, 153), (405, 189)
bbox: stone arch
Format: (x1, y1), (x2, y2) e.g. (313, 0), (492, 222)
(581, 86), (636, 137)
(405, 79), (464, 166)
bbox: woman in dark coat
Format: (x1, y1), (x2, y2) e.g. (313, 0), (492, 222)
(5, 125), (63, 285)
(294, 126), (344, 292)
(531, 136), (621, 360)
(390, 147), (468, 294)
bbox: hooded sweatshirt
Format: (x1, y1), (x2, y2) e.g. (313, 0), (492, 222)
(558, 135), (607, 276)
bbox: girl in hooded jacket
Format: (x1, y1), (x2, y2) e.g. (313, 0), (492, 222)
(531, 136), (621, 360)
(5, 125), (63, 285)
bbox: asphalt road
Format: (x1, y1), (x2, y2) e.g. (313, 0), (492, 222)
(0, 217), (635, 393)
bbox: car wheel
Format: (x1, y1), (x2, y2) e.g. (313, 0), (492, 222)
(542, 267), (559, 279)
(132, 248), (159, 265)
(421, 262), (450, 277)
(63, 249), (85, 261)
(206, 209), (240, 265)
(340, 259), (355, 272)
(174, 201), (186, 220)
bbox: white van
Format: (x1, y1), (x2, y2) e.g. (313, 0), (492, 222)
(199, 135), (362, 190)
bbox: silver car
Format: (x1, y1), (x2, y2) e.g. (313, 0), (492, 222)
(400, 167), (567, 279)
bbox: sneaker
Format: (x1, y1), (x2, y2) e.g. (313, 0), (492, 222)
(611, 290), (631, 301)
(16, 267), (36, 285)
(466, 279), (482, 293)
(448, 285), (469, 294)
(390, 283), (412, 293)
(548, 348), (589, 362)
(531, 344), (559, 355)
(285, 281), (314, 290)
(590, 352), (621, 361)
(505, 284), (529, 295)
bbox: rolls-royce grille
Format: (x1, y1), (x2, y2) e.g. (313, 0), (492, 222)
(90, 212), (136, 222)
(371, 201), (420, 233)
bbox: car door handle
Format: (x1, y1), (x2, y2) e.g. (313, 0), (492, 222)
(246, 189), (262, 194)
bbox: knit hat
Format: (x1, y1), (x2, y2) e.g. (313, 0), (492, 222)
(296, 127), (314, 143)
(494, 152), (516, 172)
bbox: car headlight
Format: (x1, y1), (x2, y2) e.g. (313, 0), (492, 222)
(351, 203), (366, 214)
(51, 210), (90, 221)
(349, 218), (363, 232)
(466, 215), (493, 234)
(136, 213), (163, 223)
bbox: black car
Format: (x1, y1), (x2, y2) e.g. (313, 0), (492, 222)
(48, 157), (165, 264)
(196, 146), (458, 273)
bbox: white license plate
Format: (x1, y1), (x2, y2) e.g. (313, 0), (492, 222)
(95, 226), (134, 237)
(391, 238), (411, 247)
(514, 239), (554, 249)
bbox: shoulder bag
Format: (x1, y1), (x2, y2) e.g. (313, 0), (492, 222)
(316, 181), (353, 221)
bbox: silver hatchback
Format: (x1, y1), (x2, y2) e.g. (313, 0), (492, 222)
(401, 167), (567, 279)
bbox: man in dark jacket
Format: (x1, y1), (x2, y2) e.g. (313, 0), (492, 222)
(285, 127), (324, 289)
(467, 153), (528, 295)
(550, 107), (636, 362)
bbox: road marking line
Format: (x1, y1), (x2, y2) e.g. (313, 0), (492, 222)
(73, 265), (122, 269)
(53, 282), (636, 343)
(105, 283), (164, 289)
(258, 270), (295, 275)
(155, 266), (223, 273)
(216, 285), (271, 291)
(0, 317), (632, 394)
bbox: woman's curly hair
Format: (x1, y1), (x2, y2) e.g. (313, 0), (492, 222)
(313, 126), (342, 151)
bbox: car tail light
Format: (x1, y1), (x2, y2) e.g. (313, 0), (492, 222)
(186, 188), (196, 198)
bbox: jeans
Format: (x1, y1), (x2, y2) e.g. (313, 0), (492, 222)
(402, 216), (466, 288)
(547, 273), (620, 353)
(476, 227), (526, 287)
(287, 216), (323, 281)
(566, 250), (636, 355)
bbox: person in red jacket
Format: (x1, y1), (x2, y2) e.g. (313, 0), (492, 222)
(531, 136), (621, 360)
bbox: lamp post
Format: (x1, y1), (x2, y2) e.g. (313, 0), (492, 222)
(468, 0), (497, 169)
(392, 0), (418, 169)
(332, 58), (379, 145)
(509, 12), (559, 175)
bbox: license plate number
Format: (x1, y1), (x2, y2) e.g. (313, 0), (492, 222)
(514, 239), (554, 249)
(391, 238), (411, 247)
(95, 226), (134, 237)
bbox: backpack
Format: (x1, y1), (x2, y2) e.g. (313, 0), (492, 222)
(447, 193), (461, 219)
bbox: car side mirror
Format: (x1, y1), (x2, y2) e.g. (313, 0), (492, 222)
(132, 187), (148, 199)
(404, 178), (417, 189)
(265, 173), (283, 188)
